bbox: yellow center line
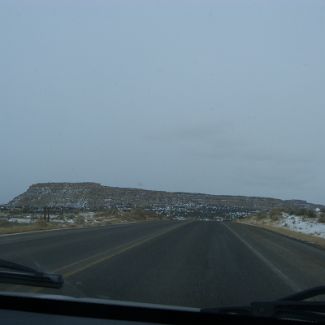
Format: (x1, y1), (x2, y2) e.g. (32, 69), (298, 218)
(29, 221), (191, 293)
(63, 221), (190, 278)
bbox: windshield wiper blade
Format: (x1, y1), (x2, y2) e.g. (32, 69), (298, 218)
(0, 259), (63, 289)
(203, 286), (325, 322)
(250, 286), (325, 322)
(278, 286), (325, 302)
(250, 300), (325, 322)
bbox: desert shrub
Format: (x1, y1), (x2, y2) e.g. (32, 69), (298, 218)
(269, 208), (282, 221)
(288, 208), (316, 218)
(0, 220), (11, 227)
(285, 207), (299, 215)
(270, 214), (280, 221)
(35, 219), (49, 227)
(255, 212), (266, 220)
(305, 209), (317, 218)
(318, 213), (325, 223)
(96, 209), (118, 217)
(75, 216), (86, 225)
(125, 208), (159, 220)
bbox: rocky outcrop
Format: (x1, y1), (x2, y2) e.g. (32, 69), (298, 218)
(7, 183), (323, 216)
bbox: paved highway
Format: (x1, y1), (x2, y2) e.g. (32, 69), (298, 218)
(1, 221), (325, 308)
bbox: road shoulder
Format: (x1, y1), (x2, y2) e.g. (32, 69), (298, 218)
(237, 220), (325, 250)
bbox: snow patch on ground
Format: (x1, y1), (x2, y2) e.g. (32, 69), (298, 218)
(276, 213), (325, 239)
(8, 217), (34, 224)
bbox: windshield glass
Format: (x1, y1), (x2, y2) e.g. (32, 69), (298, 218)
(1, 0), (325, 309)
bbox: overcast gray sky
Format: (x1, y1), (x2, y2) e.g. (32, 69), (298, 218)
(1, 0), (324, 204)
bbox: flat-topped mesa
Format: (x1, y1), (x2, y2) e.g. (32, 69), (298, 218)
(29, 182), (102, 189)
(6, 182), (324, 214)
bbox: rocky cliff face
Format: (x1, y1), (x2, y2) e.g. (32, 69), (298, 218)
(7, 183), (323, 215)
(8, 183), (102, 209)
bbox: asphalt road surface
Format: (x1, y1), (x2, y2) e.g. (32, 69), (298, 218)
(1, 221), (325, 308)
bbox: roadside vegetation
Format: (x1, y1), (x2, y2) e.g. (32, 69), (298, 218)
(0, 220), (59, 234)
(239, 207), (325, 248)
(0, 207), (162, 235)
(250, 207), (325, 223)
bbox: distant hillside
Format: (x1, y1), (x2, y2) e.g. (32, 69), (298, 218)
(6, 182), (324, 218)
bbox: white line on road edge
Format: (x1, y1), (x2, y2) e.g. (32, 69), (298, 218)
(222, 223), (301, 292)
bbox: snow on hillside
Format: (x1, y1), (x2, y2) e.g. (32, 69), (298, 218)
(276, 213), (325, 239)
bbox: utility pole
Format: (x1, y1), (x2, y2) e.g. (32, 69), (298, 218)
(43, 207), (50, 222)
